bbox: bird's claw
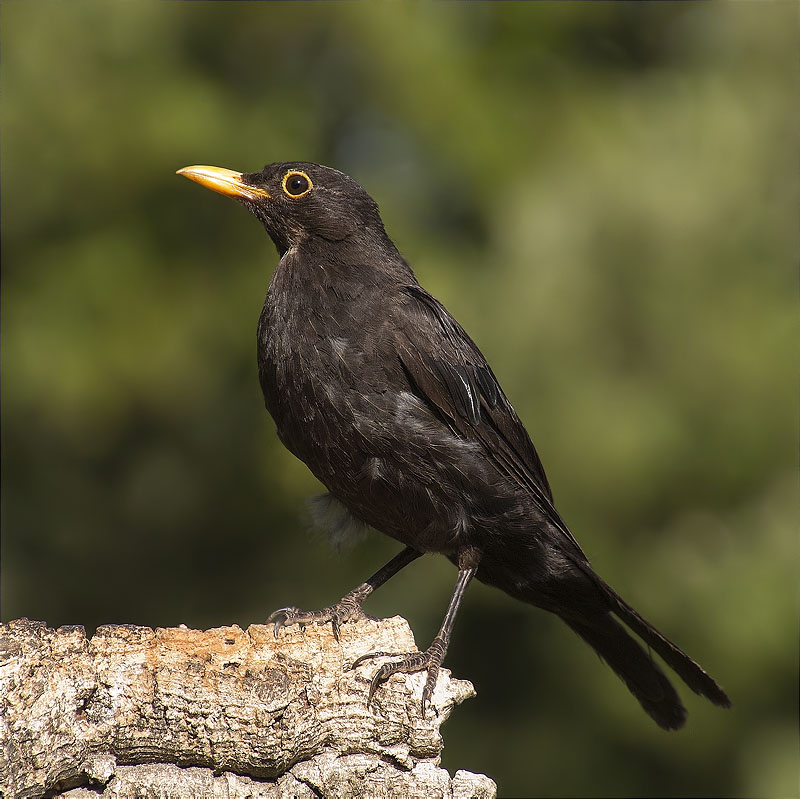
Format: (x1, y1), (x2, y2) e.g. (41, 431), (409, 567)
(267, 593), (371, 641)
(351, 640), (445, 714)
(266, 606), (303, 638)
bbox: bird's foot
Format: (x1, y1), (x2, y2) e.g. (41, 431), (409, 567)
(267, 586), (372, 642)
(351, 634), (447, 714)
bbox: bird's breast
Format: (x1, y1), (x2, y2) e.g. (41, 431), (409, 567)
(257, 280), (387, 470)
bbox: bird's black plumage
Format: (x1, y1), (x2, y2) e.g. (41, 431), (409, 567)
(177, 161), (730, 729)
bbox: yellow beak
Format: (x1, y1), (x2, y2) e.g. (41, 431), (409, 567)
(176, 165), (271, 201)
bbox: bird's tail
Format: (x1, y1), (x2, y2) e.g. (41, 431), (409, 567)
(563, 614), (689, 729)
(598, 576), (731, 707)
(562, 578), (730, 730)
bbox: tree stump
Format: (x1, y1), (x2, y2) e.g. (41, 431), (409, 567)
(0, 617), (496, 799)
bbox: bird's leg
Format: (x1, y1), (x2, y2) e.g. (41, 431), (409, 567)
(352, 547), (480, 713)
(267, 546), (422, 642)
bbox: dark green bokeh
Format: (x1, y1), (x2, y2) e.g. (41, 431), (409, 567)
(2, 3), (796, 797)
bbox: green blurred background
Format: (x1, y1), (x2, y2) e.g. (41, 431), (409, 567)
(2, 2), (796, 796)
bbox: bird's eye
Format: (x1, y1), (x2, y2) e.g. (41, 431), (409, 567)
(282, 171), (312, 198)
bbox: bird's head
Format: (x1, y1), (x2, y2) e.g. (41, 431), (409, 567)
(177, 161), (388, 257)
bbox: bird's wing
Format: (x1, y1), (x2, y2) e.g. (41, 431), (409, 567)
(395, 284), (586, 558)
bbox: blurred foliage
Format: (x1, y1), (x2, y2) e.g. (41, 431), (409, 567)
(2, 2), (796, 797)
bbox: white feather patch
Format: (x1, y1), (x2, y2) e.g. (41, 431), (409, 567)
(307, 493), (370, 551)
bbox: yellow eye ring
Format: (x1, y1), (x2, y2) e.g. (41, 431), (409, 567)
(282, 170), (313, 198)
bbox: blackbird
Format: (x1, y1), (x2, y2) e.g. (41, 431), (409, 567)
(177, 161), (730, 729)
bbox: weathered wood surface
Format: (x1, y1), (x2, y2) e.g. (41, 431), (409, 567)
(0, 617), (496, 799)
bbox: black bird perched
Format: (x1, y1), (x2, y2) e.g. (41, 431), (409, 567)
(177, 161), (730, 729)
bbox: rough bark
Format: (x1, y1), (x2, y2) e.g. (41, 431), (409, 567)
(0, 617), (495, 799)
